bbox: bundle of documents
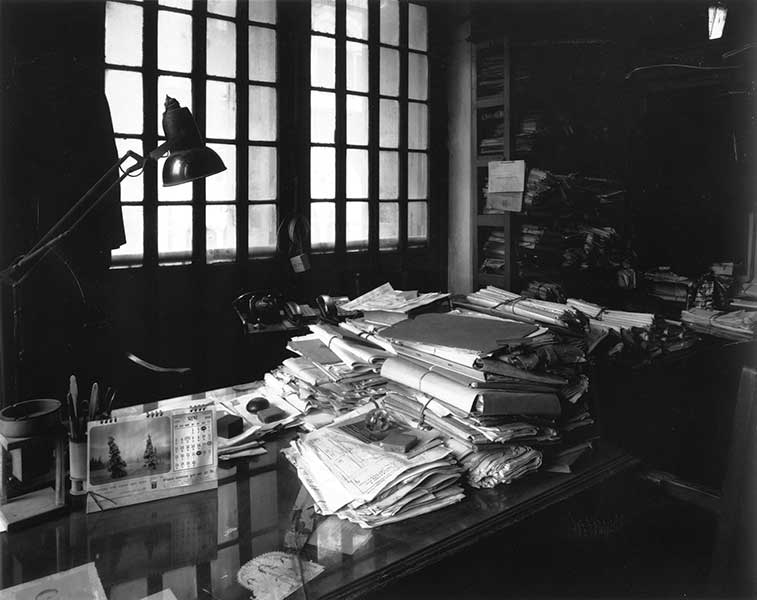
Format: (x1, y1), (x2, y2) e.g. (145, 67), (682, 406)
(455, 443), (543, 488)
(567, 298), (654, 332)
(283, 415), (464, 528)
(682, 308), (757, 341)
(339, 282), (449, 326)
(643, 268), (693, 304)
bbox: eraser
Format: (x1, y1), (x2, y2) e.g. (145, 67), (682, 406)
(217, 414), (243, 439)
(257, 406), (286, 423)
(377, 431), (418, 454)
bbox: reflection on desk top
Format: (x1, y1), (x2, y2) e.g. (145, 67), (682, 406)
(0, 385), (638, 600)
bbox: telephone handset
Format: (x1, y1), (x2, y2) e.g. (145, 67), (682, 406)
(232, 292), (318, 330)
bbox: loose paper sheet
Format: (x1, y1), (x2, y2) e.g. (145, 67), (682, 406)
(237, 552), (324, 600)
(487, 160), (526, 212)
(0, 563), (107, 600)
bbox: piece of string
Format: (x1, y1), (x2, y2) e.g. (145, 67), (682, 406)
(418, 396), (433, 428)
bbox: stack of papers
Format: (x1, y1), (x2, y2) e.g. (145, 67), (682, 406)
(283, 419), (464, 528)
(682, 308), (757, 341)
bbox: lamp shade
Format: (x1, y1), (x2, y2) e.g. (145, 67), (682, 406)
(159, 96), (226, 186)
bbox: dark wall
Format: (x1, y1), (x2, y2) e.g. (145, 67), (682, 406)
(0, 1), (449, 407)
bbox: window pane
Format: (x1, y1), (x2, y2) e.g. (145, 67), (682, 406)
(346, 42), (369, 93)
(112, 206), (143, 259)
(207, 205), (236, 262)
(208, 0), (237, 17)
(346, 94), (368, 146)
(249, 146), (277, 200)
(346, 149), (368, 198)
(115, 138), (143, 203)
(379, 202), (399, 249)
(207, 18), (236, 78)
(311, 147), (335, 199)
(311, 202), (335, 249)
(158, 10), (192, 73)
(249, 26), (276, 83)
(105, 2), (142, 67)
(379, 99), (399, 148)
(157, 76), (191, 132)
(207, 80), (237, 139)
(249, 85), (277, 141)
(408, 102), (427, 150)
(206, 144), (236, 202)
(249, 204), (277, 253)
(158, 205), (192, 258)
(380, 0), (399, 46)
(408, 152), (427, 199)
(311, 91), (335, 144)
(408, 4), (428, 52)
(311, 36), (335, 89)
(312, 0), (336, 34)
(106, 70), (143, 134)
(379, 151), (398, 199)
(250, 0), (276, 24)
(158, 157), (192, 202)
(159, 0), (192, 8)
(408, 201), (428, 242)
(380, 47), (399, 96)
(408, 52), (428, 101)
(346, 0), (369, 40)
(346, 202), (369, 249)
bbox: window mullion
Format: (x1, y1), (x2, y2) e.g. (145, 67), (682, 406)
(335, 0), (347, 256)
(192, 3), (208, 265)
(399, 0), (409, 255)
(143, 1), (158, 268)
(368, 0), (380, 257)
(238, 1), (249, 264)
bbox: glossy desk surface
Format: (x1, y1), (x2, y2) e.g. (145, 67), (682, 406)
(0, 385), (637, 600)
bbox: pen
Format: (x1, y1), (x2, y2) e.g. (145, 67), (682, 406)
(69, 375), (78, 419)
(89, 382), (99, 421)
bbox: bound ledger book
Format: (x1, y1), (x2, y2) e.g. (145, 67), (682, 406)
(380, 358), (561, 417)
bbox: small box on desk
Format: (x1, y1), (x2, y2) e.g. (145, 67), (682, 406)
(217, 414), (243, 439)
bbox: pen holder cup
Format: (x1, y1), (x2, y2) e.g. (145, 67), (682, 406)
(69, 440), (87, 496)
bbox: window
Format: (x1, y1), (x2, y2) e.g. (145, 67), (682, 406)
(309, 0), (429, 253)
(105, 0), (278, 266)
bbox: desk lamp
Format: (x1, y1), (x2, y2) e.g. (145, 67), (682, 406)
(0, 97), (225, 405)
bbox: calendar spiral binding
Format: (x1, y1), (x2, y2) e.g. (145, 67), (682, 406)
(97, 417), (118, 424)
(188, 404), (211, 413)
(146, 410), (165, 418)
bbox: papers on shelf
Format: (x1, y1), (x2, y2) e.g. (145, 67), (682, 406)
(486, 159), (526, 212)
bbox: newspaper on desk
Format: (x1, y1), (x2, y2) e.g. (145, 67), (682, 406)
(283, 414), (464, 528)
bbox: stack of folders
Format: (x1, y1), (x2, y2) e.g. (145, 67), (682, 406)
(283, 409), (465, 528)
(681, 308), (757, 341)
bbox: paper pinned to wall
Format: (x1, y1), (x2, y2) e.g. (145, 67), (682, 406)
(486, 160), (526, 212)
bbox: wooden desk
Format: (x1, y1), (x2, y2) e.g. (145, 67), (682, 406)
(0, 386), (638, 600)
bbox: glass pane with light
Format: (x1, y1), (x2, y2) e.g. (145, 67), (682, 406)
(408, 102), (427, 149)
(346, 42), (369, 93)
(249, 26), (276, 83)
(249, 146), (277, 200)
(206, 144), (236, 202)
(250, 0), (276, 24)
(346, 149), (368, 198)
(206, 81), (237, 139)
(105, 2), (142, 67)
(208, 0), (237, 17)
(346, 202), (369, 249)
(408, 152), (427, 199)
(408, 4), (428, 52)
(158, 10), (192, 73)
(311, 91), (335, 144)
(111, 205), (143, 259)
(311, 147), (335, 199)
(379, 99), (399, 148)
(379, 151), (398, 199)
(158, 205), (192, 258)
(346, 94), (368, 146)
(311, 36), (336, 89)
(379, 0), (399, 46)
(346, 0), (368, 39)
(105, 70), (143, 134)
(310, 202), (335, 249)
(206, 205), (237, 262)
(379, 202), (399, 249)
(115, 138), (143, 203)
(311, 0), (336, 34)
(249, 85), (277, 141)
(207, 18), (236, 78)
(408, 52), (428, 101)
(379, 47), (399, 97)
(408, 201), (428, 242)
(157, 76), (192, 132)
(249, 203), (278, 253)
(158, 0), (192, 8)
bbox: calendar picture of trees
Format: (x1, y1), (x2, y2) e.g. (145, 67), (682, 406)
(89, 416), (172, 485)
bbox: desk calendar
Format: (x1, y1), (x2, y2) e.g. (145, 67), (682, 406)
(85, 405), (218, 513)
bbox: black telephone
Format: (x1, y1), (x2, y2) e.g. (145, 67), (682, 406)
(232, 292), (318, 330)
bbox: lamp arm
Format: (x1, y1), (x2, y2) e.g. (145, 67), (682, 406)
(0, 150), (148, 283)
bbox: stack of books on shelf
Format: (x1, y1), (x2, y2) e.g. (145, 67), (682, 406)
(478, 108), (506, 157)
(477, 52), (505, 97)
